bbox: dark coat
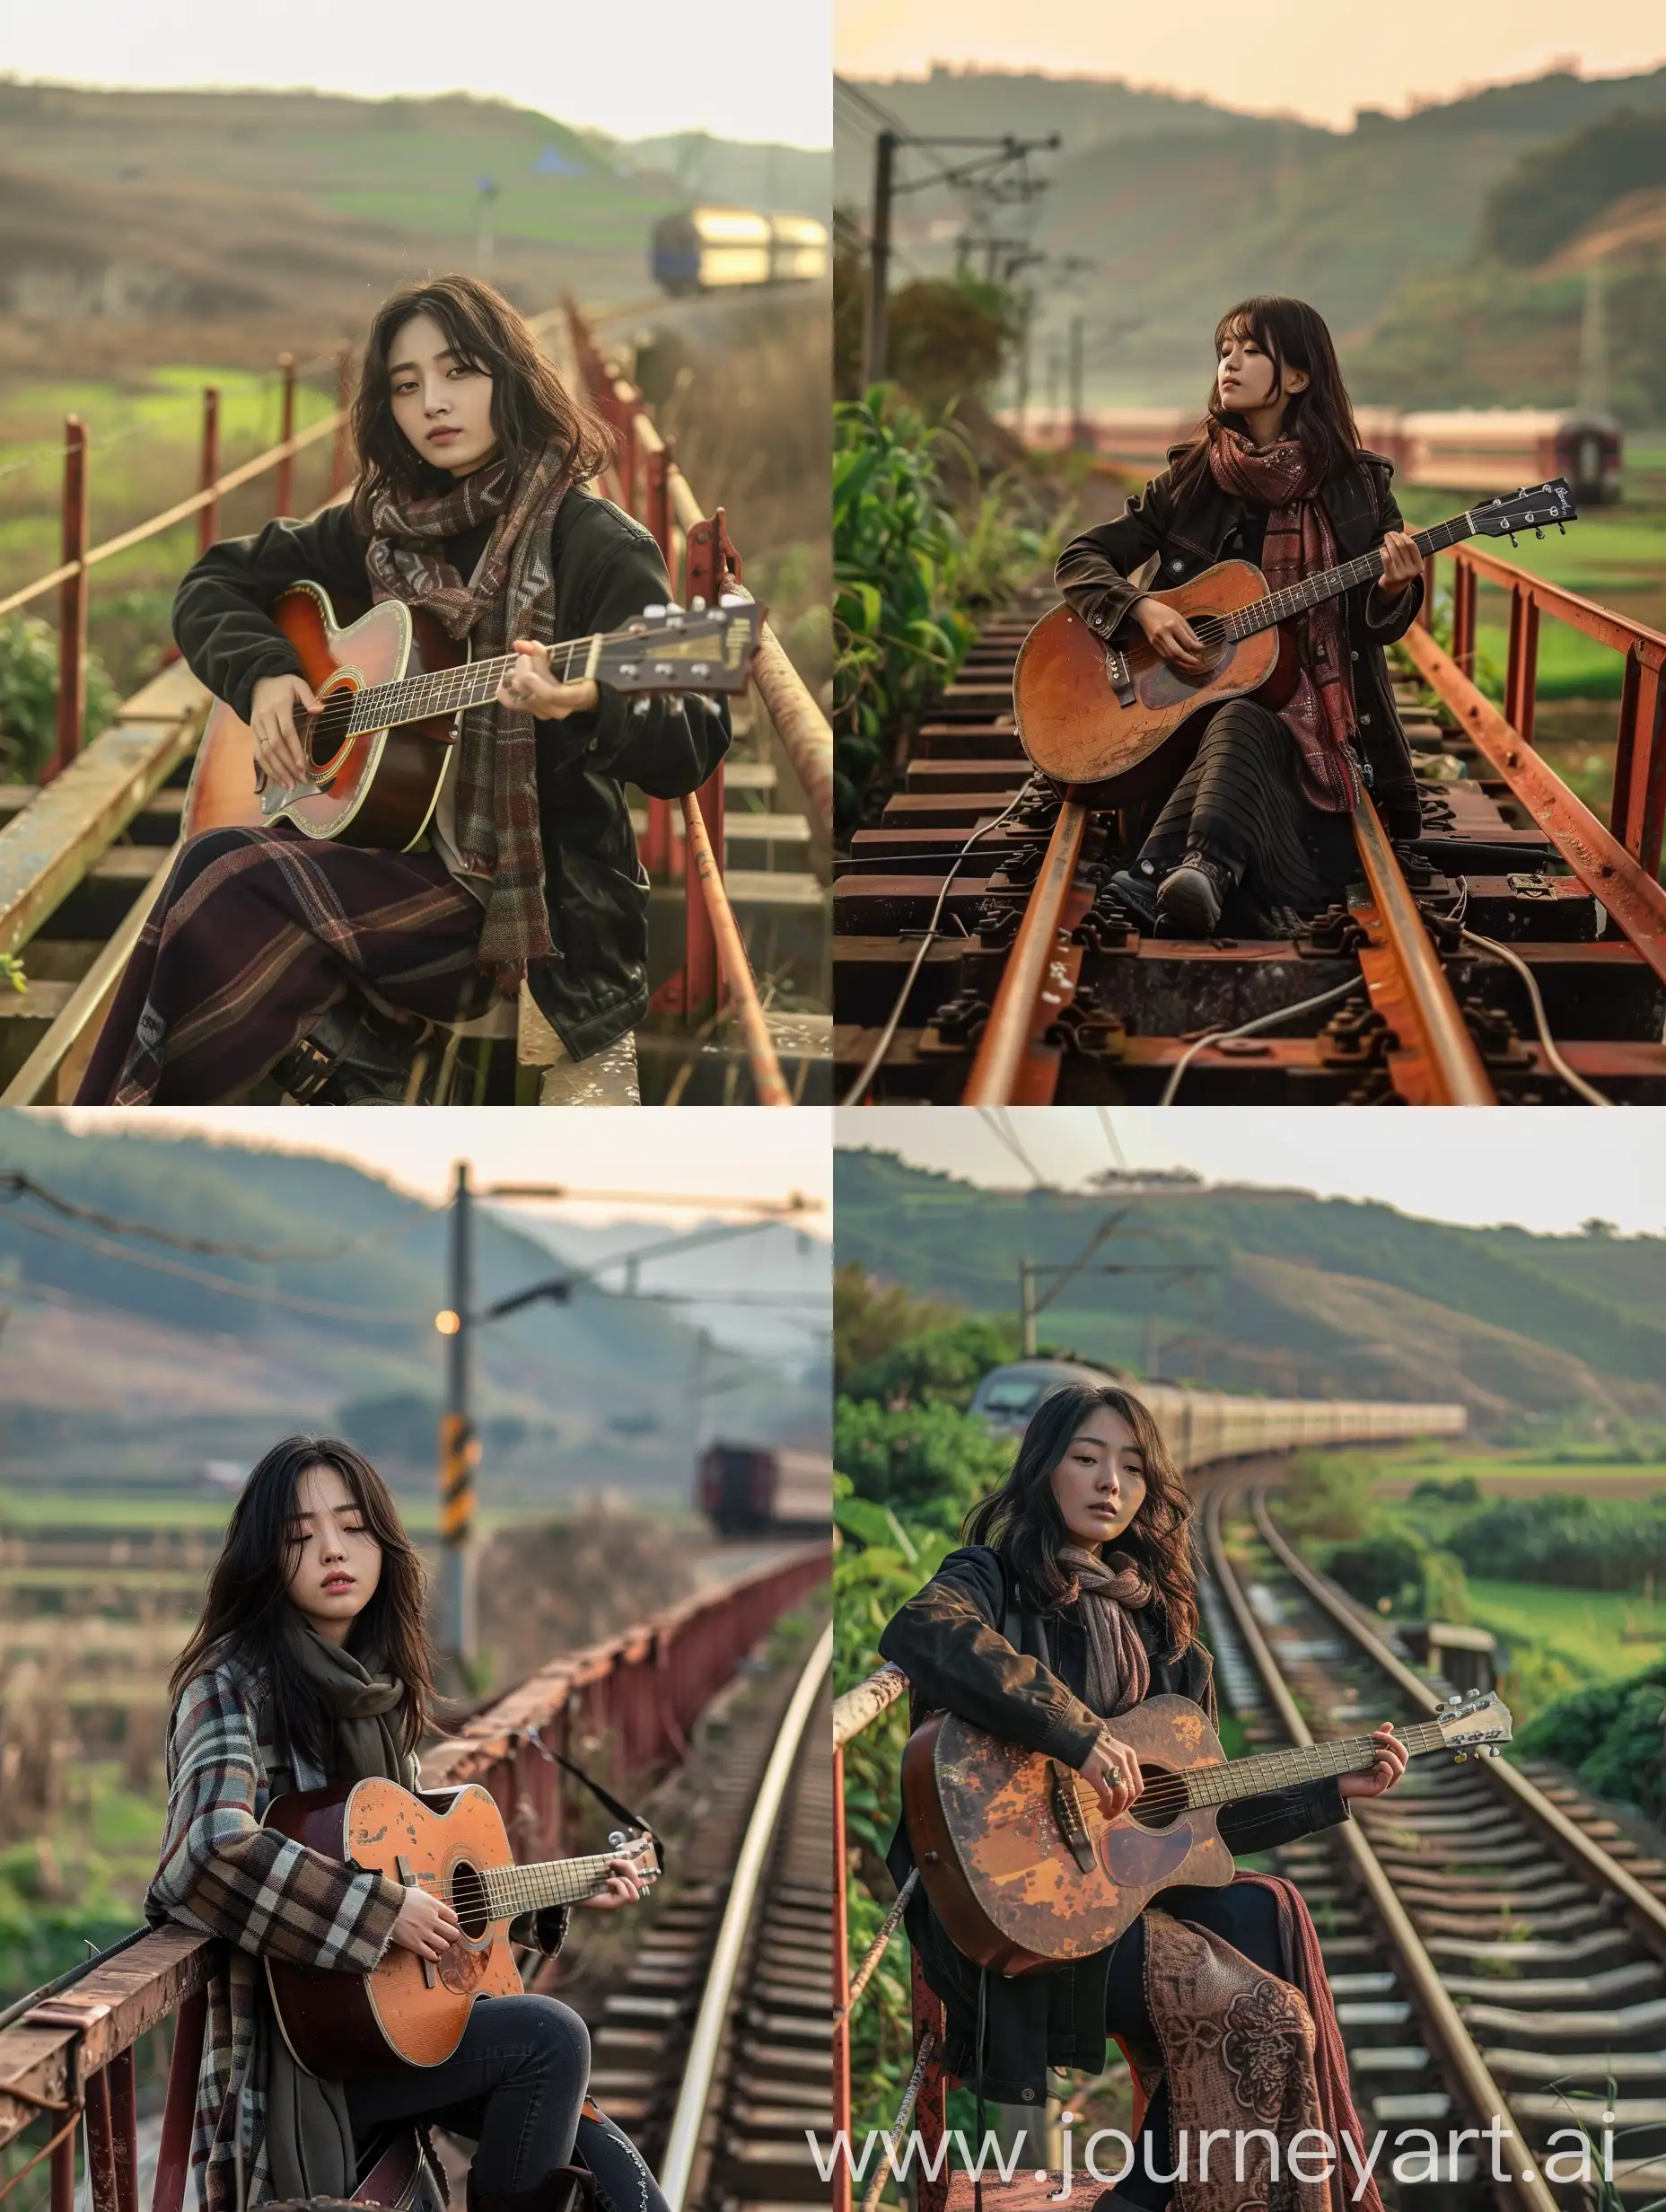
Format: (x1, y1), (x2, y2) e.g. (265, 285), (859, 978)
(1054, 448), (1425, 836)
(171, 488), (730, 1061)
(877, 1545), (1350, 2105)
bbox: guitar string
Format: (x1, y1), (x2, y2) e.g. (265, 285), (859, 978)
(1115, 1717), (1455, 1821)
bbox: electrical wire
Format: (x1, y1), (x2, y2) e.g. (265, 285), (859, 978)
(0, 1168), (437, 1260)
(1158, 976), (1363, 1108)
(1460, 926), (1613, 1107)
(841, 795), (1025, 1106)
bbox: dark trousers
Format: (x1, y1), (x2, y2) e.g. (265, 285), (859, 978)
(1103, 1883), (1287, 2212)
(345, 1993), (666, 2211)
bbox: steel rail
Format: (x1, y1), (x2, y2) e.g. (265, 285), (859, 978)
(1202, 1481), (1560, 2212)
(1350, 792), (1495, 1104)
(1249, 1487), (1666, 1960)
(657, 1620), (833, 2212)
(961, 798), (1088, 1102)
(835, 1661), (908, 1750)
(679, 791), (793, 1104)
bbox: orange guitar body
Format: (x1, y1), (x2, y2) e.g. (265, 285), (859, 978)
(263, 1778), (527, 2076)
(183, 584), (463, 848)
(1013, 561), (1298, 803)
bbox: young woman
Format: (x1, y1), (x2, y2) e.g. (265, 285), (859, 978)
(149, 1436), (668, 2212)
(1055, 295), (1425, 940)
(79, 276), (729, 1106)
(878, 1383), (1407, 2212)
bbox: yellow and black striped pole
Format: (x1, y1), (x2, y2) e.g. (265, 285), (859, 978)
(436, 1160), (478, 1670)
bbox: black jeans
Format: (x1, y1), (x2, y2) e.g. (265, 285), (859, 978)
(345, 1993), (665, 2210)
(1103, 1882), (1287, 2212)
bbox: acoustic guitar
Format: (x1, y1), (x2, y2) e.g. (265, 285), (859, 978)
(183, 584), (763, 847)
(902, 1689), (1512, 1976)
(1012, 479), (1576, 800)
(263, 1777), (657, 2076)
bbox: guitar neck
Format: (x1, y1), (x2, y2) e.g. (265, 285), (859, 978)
(479, 1850), (623, 1921)
(1224, 511), (1476, 645)
(343, 634), (604, 737)
(1183, 1716), (1452, 1810)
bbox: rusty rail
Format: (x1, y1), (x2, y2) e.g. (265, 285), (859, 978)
(960, 798), (1087, 1102)
(0, 1543), (829, 2212)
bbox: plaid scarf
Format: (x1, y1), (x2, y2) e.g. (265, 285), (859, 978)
(1207, 427), (1364, 813)
(364, 447), (573, 975)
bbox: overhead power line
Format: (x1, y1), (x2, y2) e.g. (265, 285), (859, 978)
(0, 1168), (437, 1262)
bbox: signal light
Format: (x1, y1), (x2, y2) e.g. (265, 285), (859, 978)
(435, 1310), (461, 1336)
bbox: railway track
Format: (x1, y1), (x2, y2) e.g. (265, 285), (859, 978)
(527, 1615), (832, 2212)
(833, 592), (1666, 1103)
(1203, 1469), (1666, 2208)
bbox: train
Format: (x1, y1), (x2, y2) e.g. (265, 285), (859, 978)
(651, 206), (830, 295)
(699, 1440), (834, 1536)
(1015, 404), (1624, 506)
(968, 1357), (1467, 1469)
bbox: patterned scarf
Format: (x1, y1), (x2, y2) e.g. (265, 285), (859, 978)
(1207, 427), (1364, 814)
(364, 446), (573, 976)
(1057, 1545), (1153, 1717)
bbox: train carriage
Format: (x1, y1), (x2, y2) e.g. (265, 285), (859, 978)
(651, 206), (829, 296)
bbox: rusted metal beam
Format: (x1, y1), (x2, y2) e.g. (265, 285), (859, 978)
(197, 387), (220, 555)
(681, 788), (794, 1105)
(1351, 795), (1495, 1104)
(49, 417), (89, 785)
(961, 801), (1088, 1102)
(275, 353), (297, 518)
(1403, 619), (1666, 991)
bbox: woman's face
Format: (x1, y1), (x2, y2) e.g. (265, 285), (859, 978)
(1217, 324), (1307, 416)
(388, 311), (499, 478)
(1049, 1406), (1149, 1548)
(285, 1462), (383, 1644)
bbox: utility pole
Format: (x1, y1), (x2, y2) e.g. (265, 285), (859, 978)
(437, 1161), (478, 1679)
(475, 176), (500, 281)
(862, 130), (897, 388)
(1020, 1262), (1039, 1357)
(1068, 315), (1087, 448)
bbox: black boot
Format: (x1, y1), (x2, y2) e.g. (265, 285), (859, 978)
(1155, 847), (1241, 938)
(270, 996), (437, 1106)
(1105, 862), (1162, 930)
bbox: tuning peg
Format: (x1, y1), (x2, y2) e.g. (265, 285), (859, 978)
(607, 1830), (627, 1849)
(690, 595), (707, 612)
(632, 698), (652, 717)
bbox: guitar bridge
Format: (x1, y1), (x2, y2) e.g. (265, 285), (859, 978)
(1103, 648), (1136, 709)
(1048, 1763), (1098, 1874)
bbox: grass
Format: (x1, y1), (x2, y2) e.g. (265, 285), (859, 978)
(1465, 1578), (1666, 1678)
(1366, 1448), (1666, 1490)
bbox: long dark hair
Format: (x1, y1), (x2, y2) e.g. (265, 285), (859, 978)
(171, 1435), (435, 1769)
(348, 274), (617, 519)
(963, 1383), (1198, 1655)
(1171, 294), (1362, 496)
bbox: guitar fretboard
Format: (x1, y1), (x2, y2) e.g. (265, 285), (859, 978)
(338, 635), (601, 739)
(475, 1849), (633, 1921)
(1180, 1716), (1451, 1809)
(1221, 513), (1477, 644)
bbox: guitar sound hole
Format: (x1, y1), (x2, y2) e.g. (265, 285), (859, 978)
(309, 694), (355, 767)
(448, 1861), (492, 1940)
(1129, 1766), (1188, 1832)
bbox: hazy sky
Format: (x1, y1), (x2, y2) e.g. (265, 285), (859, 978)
(837, 1110), (1666, 1237)
(837, 0), (1666, 129)
(43, 1108), (833, 1234)
(0, 0), (831, 147)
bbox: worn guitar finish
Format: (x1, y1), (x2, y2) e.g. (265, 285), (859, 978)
(903, 1690), (1512, 1977)
(263, 1777), (655, 2076)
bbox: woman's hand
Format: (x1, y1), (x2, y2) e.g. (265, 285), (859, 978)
(1375, 531), (1421, 599)
(389, 1884), (461, 1962)
(249, 672), (320, 790)
(1338, 1724), (1408, 1801)
(1132, 596), (1210, 675)
(495, 640), (600, 721)
(579, 1855), (649, 1912)
(1078, 1732), (1144, 1822)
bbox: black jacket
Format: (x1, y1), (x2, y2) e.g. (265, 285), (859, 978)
(171, 488), (730, 1061)
(1054, 448), (1425, 836)
(877, 1545), (1349, 2104)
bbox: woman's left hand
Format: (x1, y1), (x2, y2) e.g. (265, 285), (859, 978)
(1338, 1723), (1408, 1800)
(496, 640), (600, 721)
(1376, 531), (1421, 598)
(579, 1855), (648, 1911)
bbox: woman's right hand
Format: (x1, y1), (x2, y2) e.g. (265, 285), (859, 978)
(1078, 1732), (1144, 1822)
(249, 672), (320, 791)
(1132, 596), (1210, 675)
(389, 1885), (461, 1962)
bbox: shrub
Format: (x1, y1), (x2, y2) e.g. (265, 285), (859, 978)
(1515, 1662), (1666, 1815)
(0, 615), (119, 782)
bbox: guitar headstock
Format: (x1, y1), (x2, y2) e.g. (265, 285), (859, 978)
(1469, 479), (1577, 541)
(606, 1829), (662, 1892)
(1433, 1690), (1513, 1754)
(596, 596), (763, 698)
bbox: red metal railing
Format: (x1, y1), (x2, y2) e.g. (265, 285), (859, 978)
(1408, 539), (1666, 984)
(0, 1542), (829, 2212)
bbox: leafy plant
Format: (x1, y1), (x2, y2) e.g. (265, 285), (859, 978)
(0, 616), (119, 782)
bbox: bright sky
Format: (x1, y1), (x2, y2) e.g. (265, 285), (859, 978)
(41, 1108), (833, 1234)
(837, 0), (1666, 130)
(0, 0), (831, 148)
(837, 1110), (1666, 1237)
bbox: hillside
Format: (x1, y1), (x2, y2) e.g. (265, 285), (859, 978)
(832, 1149), (1666, 1433)
(835, 65), (1666, 408)
(0, 1118), (829, 1496)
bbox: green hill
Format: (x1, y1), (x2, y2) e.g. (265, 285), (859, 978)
(832, 1148), (1666, 1432)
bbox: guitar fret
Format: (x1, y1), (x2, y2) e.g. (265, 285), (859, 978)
(1220, 506), (1484, 648)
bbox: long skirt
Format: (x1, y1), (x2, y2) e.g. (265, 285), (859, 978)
(76, 825), (493, 1106)
(1136, 699), (1356, 922)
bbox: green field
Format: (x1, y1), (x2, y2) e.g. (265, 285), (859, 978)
(1466, 1578), (1666, 1677)
(1366, 1447), (1666, 1494)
